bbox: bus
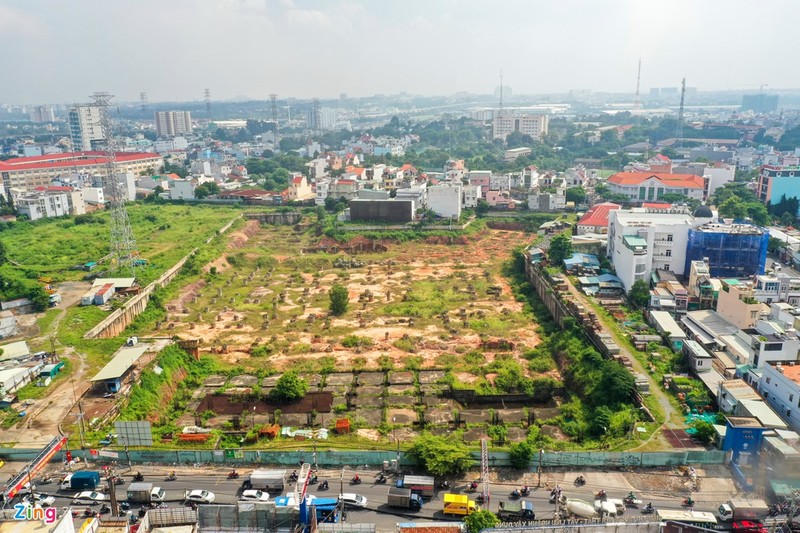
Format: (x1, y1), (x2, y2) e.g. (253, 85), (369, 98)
(657, 509), (718, 528)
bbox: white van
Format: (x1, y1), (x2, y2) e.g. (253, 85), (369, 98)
(594, 500), (620, 517)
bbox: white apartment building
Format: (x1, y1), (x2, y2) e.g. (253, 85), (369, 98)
(315, 179), (330, 206)
(15, 191), (69, 220)
(463, 185), (481, 208)
(155, 111), (193, 137)
(69, 105), (104, 151)
(427, 184), (462, 219)
(83, 187), (105, 205)
(759, 362), (800, 433)
(492, 111), (549, 141)
(490, 174), (511, 191)
(607, 210), (697, 291)
(168, 179), (196, 200)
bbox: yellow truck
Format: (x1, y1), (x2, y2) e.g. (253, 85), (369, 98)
(443, 493), (476, 516)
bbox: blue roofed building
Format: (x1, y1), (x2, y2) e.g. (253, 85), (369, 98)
(563, 252), (600, 273)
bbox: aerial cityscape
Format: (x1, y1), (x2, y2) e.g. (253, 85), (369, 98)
(1, 1), (800, 533)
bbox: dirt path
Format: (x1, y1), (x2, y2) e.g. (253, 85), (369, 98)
(560, 275), (678, 438)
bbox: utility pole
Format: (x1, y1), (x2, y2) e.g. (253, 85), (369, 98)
(538, 448), (544, 487)
(106, 469), (119, 516)
(480, 438), (489, 505)
(339, 468), (344, 497)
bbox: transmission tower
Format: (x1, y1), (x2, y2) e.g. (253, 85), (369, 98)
(269, 93), (278, 130)
(480, 438), (490, 505)
(91, 92), (139, 276)
(139, 92), (148, 116)
(634, 58), (642, 110)
(204, 88), (211, 116)
(499, 70), (504, 112)
(676, 77), (686, 148)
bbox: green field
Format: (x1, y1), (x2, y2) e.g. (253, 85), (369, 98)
(1, 203), (243, 285)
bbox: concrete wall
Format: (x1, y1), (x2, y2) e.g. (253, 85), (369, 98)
(244, 212), (303, 225)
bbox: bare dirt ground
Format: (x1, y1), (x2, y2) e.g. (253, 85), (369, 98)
(163, 227), (546, 377)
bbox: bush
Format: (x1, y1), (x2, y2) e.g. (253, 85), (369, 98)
(508, 440), (535, 469)
(341, 335), (373, 348)
(270, 371), (309, 402)
(408, 433), (473, 476)
(329, 284), (349, 315)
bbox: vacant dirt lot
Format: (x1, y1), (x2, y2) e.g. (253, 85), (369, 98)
(160, 226), (547, 380)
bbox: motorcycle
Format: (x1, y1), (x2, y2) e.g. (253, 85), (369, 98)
(318, 480), (329, 491)
(133, 473), (144, 482)
(119, 502), (131, 512)
(99, 504), (111, 515)
(227, 471), (240, 480)
(83, 508), (98, 518)
(624, 494), (642, 507)
(289, 471), (299, 482)
(681, 499), (694, 508)
(309, 474), (318, 485)
(38, 476), (53, 485)
(520, 486), (530, 497)
(439, 481), (450, 490)
(574, 476), (586, 486)
(375, 474), (387, 484)
(641, 505), (655, 515)
(138, 508), (147, 518)
(350, 476), (362, 485)
(476, 494), (485, 504)
(596, 490), (607, 501)
(510, 489), (520, 500)
(467, 482), (478, 493)
(112, 476), (125, 485)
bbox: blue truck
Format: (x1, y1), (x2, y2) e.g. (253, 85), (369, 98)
(60, 471), (102, 491)
(310, 497), (340, 523)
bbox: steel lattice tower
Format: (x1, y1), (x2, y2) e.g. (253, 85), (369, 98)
(91, 92), (139, 276)
(269, 93), (278, 130)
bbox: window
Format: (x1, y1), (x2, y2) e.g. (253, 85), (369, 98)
(791, 394), (795, 402)
(765, 343), (783, 351)
(751, 311), (758, 319)
(667, 234), (673, 242)
(788, 410), (792, 418)
(666, 250), (672, 257)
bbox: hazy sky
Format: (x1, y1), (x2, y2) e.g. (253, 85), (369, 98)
(1, 0), (797, 104)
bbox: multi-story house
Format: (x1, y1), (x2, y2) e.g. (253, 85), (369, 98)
(758, 362), (800, 433)
(607, 172), (705, 202)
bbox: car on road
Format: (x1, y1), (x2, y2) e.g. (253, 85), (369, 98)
(339, 493), (368, 508)
(185, 490), (215, 504)
(240, 490), (270, 502)
(27, 494), (56, 507)
(73, 491), (108, 503)
(733, 521), (768, 533)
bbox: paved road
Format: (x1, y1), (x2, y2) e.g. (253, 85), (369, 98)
(28, 468), (726, 528)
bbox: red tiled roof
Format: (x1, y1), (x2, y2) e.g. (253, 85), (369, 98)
(345, 166), (365, 177)
(400, 163), (418, 173)
(651, 154), (671, 162)
(642, 202), (673, 209)
(166, 173), (181, 180)
(337, 179), (356, 185)
(608, 172), (704, 189)
(0, 151), (160, 172)
(35, 186), (72, 192)
(291, 176), (304, 184)
(578, 202), (621, 228)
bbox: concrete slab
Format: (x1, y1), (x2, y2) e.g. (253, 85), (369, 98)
(460, 409), (492, 424)
(429, 427), (450, 436)
(532, 407), (561, 420)
(463, 428), (487, 442)
(281, 413), (308, 427)
(387, 384), (416, 396)
(353, 409), (383, 427)
(497, 408), (527, 424)
(326, 373), (354, 386)
(357, 372), (386, 386)
(262, 375), (281, 387)
(506, 427), (527, 442)
(419, 385), (444, 395)
(303, 374), (323, 387)
(203, 375), (227, 387)
(424, 408), (454, 425)
(354, 395), (384, 408)
(386, 395), (417, 407)
(322, 385), (351, 395)
(418, 370), (446, 384)
(422, 396), (459, 409)
(230, 375), (259, 387)
(388, 371), (415, 385)
(356, 386), (384, 397)
(388, 408), (417, 425)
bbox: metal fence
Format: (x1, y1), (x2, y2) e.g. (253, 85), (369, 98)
(0, 448), (725, 468)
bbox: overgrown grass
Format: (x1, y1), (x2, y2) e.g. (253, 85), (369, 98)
(16, 359), (74, 401)
(36, 308), (60, 336)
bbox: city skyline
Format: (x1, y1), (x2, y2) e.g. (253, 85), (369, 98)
(1, 0), (798, 104)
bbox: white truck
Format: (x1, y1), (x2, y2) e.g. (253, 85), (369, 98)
(242, 469), (286, 492)
(563, 499), (598, 519)
(718, 499), (769, 522)
(126, 482), (166, 504)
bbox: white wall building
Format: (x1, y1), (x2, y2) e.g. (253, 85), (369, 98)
(14, 191), (69, 221)
(83, 187), (105, 205)
(155, 111), (193, 137)
(607, 210), (698, 291)
(492, 111), (549, 141)
(315, 179), (330, 206)
(68, 105), (104, 151)
(427, 184), (462, 219)
(758, 362), (800, 433)
(168, 179), (196, 200)
(463, 185), (481, 208)
(606, 172), (706, 202)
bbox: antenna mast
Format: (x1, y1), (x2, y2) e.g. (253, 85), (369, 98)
(91, 92), (138, 276)
(204, 88), (211, 116)
(634, 58), (642, 109)
(676, 77), (686, 148)
(499, 70), (504, 112)
(269, 93), (278, 131)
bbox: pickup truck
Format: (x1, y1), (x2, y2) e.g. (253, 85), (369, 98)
(497, 500), (535, 521)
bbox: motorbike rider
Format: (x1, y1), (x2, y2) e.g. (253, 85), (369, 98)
(685, 497), (694, 507)
(627, 491), (636, 500)
(578, 475), (585, 484)
(646, 502), (653, 511)
(169, 471), (176, 479)
(353, 474), (360, 483)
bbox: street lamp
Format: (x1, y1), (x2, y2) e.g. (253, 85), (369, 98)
(537, 449), (544, 487)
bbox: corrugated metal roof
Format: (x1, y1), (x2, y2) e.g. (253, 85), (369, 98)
(91, 345), (148, 382)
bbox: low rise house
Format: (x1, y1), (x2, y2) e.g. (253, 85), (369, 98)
(462, 185), (481, 208)
(718, 379), (761, 413)
(427, 184), (462, 219)
(649, 310), (687, 351)
(759, 362), (800, 433)
(683, 339), (713, 373)
(577, 202), (620, 235)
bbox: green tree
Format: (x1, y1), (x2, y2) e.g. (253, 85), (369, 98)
(690, 419), (716, 444)
(508, 441), (534, 469)
(628, 279), (650, 309)
(768, 237), (787, 255)
(270, 371), (309, 402)
(475, 200), (490, 216)
(565, 187), (587, 204)
(0, 241), (7, 266)
(464, 509), (500, 533)
(194, 182), (220, 199)
(329, 284), (349, 316)
(781, 211), (796, 227)
(548, 234), (573, 266)
(408, 433), (474, 477)
(718, 197), (748, 220)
